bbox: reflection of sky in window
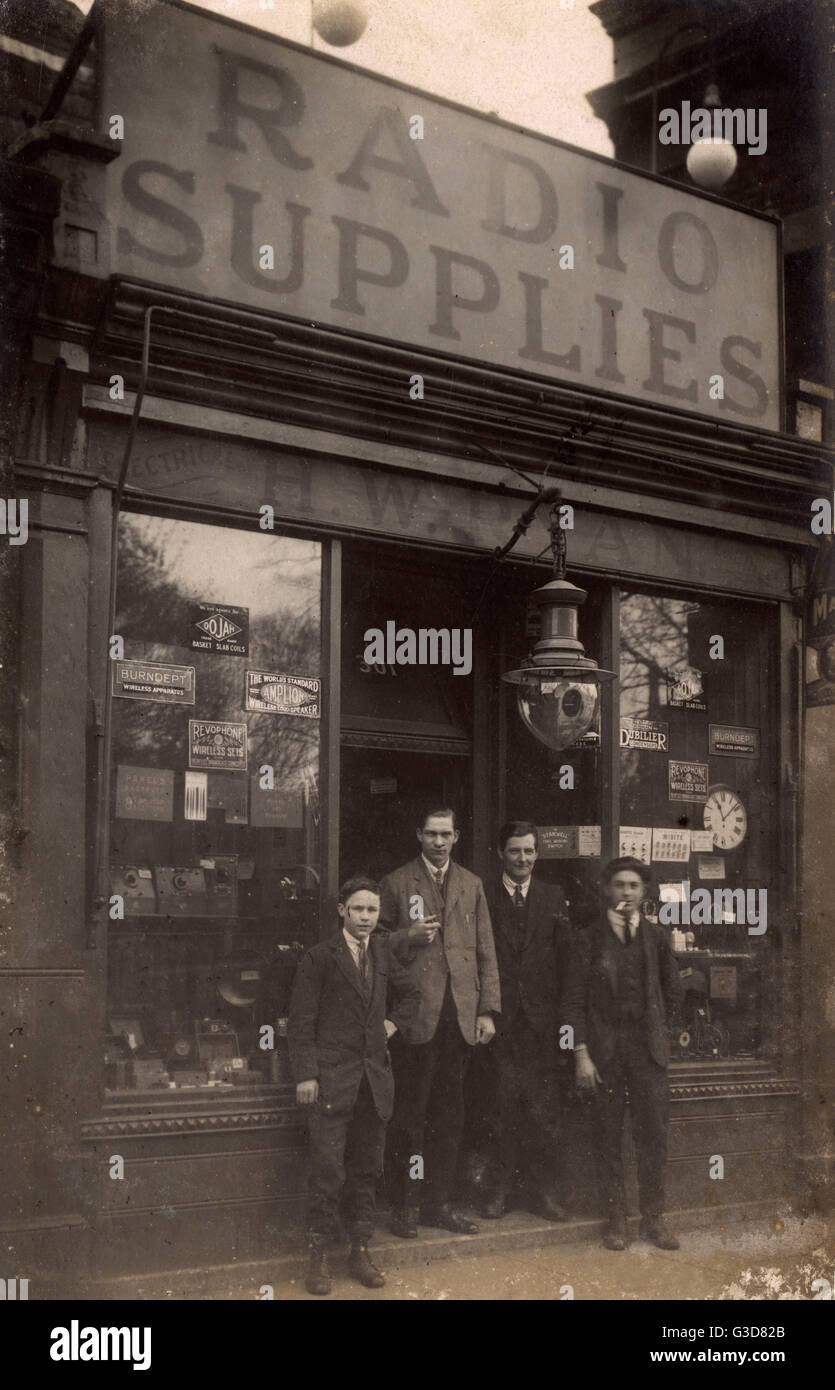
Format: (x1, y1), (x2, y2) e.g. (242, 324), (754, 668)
(120, 514), (320, 621)
(619, 593), (701, 719)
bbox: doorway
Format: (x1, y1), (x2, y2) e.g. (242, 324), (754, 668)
(339, 745), (471, 883)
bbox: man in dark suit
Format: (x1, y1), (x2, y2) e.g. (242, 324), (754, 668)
(563, 857), (683, 1251)
(483, 820), (571, 1221)
(380, 806), (501, 1237)
(289, 876), (420, 1295)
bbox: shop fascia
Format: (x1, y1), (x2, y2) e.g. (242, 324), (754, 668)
(109, 43), (774, 421)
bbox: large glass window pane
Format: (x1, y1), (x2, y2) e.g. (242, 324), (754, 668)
(619, 590), (775, 1061)
(105, 515), (321, 1095)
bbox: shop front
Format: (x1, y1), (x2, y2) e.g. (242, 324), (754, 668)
(4, 0), (828, 1285)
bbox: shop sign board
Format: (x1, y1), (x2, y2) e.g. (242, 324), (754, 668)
(245, 671), (320, 717)
(652, 828), (691, 861)
(619, 827), (652, 864)
(115, 764), (175, 821)
(620, 718), (668, 751)
(709, 724), (759, 756)
(97, 0), (781, 429)
(189, 720), (248, 770)
(537, 827), (576, 858)
(112, 659), (196, 704)
(669, 759), (709, 802)
(667, 666), (706, 710)
(189, 603), (249, 655)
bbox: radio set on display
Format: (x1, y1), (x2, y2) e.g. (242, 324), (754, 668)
(110, 861), (240, 917)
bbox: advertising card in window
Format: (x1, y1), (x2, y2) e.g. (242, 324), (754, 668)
(189, 720), (248, 771)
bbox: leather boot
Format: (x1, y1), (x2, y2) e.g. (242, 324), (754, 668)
(348, 1243), (386, 1288)
(390, 1206), (419, 1238)
(304, 1239), (331, 1295)
(639, 1217), (680, 1250)
(602, 1216), (629, 1250)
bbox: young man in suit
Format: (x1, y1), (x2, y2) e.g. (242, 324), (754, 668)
(380, 806), (501, 1237)
(564, 857), (683, 1251)
(289, 876), (420, 1295)
(483, 821), (572, 1222)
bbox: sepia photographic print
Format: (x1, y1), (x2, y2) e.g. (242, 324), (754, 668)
(0, 0), (832, 1353)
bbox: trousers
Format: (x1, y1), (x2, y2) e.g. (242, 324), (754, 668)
(594, 1018), (669, 1221)
(491, 1015), (564, 1198)
(307, 1074), (386, 1241)
(387, 981), (471, 1211)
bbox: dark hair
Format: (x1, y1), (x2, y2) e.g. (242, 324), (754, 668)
(338, 875), (382, 904)
(498, 821), (539, 851)
(417, 805), (457, 831)
(602, 856), (651, 886)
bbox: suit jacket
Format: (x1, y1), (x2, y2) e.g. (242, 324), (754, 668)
(486, 876), (571, 1041)
(380, 857), (501, 1046)
(288, 929), (420, 1121)
(562, 914), (683, 1069)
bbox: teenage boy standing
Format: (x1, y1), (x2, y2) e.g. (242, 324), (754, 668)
(289, 876), (420, 1295)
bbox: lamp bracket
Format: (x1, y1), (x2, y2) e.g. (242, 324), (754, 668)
(492, 484), (562, 563)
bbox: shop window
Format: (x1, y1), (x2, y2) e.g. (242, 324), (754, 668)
(106, 514), (321, 1096)
(619, 589), (775, 1063)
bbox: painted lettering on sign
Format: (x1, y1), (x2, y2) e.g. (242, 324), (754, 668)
(97, 1), (780, 427)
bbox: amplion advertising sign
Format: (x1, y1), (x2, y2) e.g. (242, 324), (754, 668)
(96, 0), (780, 427)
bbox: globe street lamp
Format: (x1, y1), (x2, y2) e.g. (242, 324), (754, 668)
(650, 22), (737, 192)
(312, 2), (368, 47)
(500, 489), (616, 751)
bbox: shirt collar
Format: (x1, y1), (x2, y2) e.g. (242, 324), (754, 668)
(503, 872), (531, 898)
(607, 907), (640, 941)
(342, 927), (366, 960)
(422, 854), (450, 882)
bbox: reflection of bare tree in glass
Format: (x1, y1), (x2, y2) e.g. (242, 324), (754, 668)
(620, 594), (697, 715)
(619, 593), (699, 815)
(112, 523), (320, 793)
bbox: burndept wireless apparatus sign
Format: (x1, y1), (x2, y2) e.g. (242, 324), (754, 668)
(96, 0), (781, 428)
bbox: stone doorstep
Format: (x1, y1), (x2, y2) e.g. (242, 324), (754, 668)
(72, 1198), (782, 1301)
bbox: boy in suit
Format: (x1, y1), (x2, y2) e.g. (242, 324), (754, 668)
(483, 821), (572, 1221)
(289, 876), (420, 1295)
(564, 857), (683, 1251)
(380, 806), (501, 1237)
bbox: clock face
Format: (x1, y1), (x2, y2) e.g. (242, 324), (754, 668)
(703, 786), (747, 850)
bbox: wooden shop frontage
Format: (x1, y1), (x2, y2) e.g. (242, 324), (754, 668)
(3, 0), (828, 1287)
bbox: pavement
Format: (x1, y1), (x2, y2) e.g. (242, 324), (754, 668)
(90, 1208), (833, 1302)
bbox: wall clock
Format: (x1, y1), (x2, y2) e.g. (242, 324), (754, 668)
(703, 784), (747, 850)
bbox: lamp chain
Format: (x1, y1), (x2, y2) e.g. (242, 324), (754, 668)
(549, 503), (567, 580)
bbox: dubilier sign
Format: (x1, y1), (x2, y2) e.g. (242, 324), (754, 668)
(96, 0), (780, 428)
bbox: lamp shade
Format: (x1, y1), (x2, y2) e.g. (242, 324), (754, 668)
(312, 2), (368, 46)
(502, 576), (615, 750)
(686, 135), (738, 190)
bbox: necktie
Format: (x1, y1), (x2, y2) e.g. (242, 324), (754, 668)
(358, 942), (369, 981)
(513, 885), (525, 911)
(434, 868), (446, 903)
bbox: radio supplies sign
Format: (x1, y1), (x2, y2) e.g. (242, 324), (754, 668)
(245, 671), (320, 717)
(189, 720), (248, 771)
(97, 0), (781, 429)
